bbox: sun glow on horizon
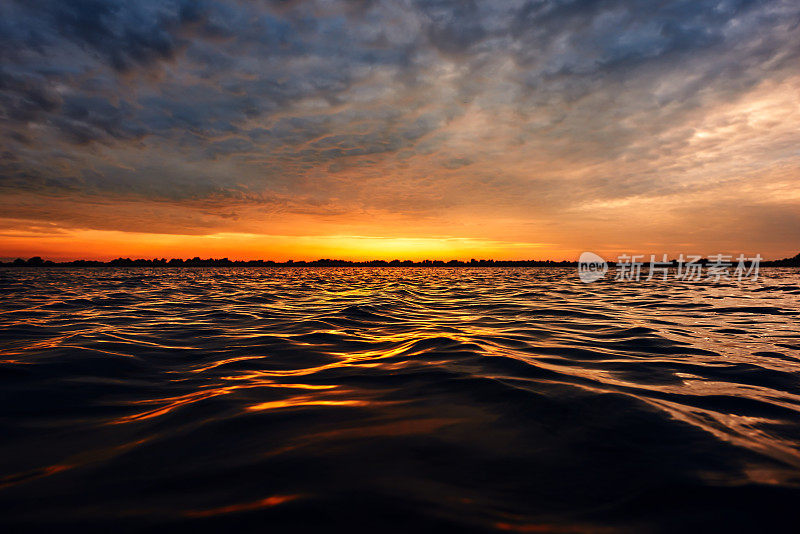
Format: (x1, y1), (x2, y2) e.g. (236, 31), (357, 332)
(0, 228), (565, 262)
(1, 2), (799, 260)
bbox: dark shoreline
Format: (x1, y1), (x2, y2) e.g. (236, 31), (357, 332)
(3, 253), (799, 268)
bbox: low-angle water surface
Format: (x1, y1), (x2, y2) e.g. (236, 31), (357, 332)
(1, 267), (799, 532)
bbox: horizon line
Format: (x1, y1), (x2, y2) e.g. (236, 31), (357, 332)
(3, 253), (799, 267)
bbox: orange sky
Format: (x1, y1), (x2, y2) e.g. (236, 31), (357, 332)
(1, 1), (799, 261)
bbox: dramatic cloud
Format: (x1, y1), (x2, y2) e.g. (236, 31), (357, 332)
(1, 0), (799, 259)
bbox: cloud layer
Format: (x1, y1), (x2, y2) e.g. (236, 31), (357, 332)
(1, 0), (799, 258)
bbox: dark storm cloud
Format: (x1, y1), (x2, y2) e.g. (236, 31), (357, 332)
(0, 0), (798, 238)
(1, 0), (204, 70)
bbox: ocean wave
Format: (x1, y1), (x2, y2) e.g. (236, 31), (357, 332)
(1, 267), (799, 531)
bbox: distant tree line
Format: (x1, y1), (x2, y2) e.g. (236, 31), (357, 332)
(766, 252), (800, 267)
(3, 256), (579, 267)
(2, 253), (799, 267)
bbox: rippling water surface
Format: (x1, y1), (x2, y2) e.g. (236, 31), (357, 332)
(1, 267), (800, 532)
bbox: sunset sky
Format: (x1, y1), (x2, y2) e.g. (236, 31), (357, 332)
(1, 0), (799, 261)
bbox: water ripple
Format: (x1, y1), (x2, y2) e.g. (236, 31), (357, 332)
(1, 266), (799, 532)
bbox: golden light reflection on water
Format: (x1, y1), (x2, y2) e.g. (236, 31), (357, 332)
(182, 494), (303, 518)
(77, 268), (800, 486)
(111, 380), (368, 424)
(1, 266), (800, 529)
(247, 395), (370, 412)
(0, 464), (73, 491)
